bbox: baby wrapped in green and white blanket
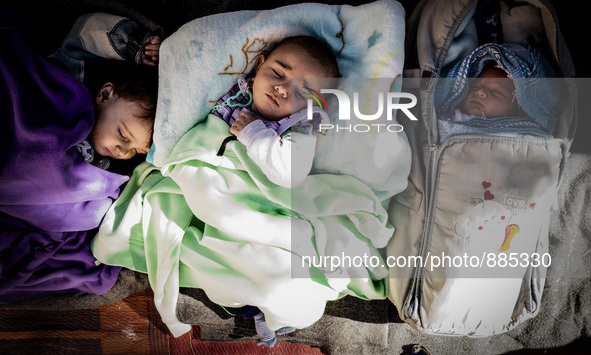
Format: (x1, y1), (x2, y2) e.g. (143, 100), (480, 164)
(92, 0), (411, 338)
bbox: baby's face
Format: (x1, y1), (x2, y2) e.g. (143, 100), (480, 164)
(91, 91), (153, 160)
(251, 45), (327, 121)
(461, 67), (520, 118)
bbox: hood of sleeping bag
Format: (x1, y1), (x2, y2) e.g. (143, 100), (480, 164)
(436, 43), (564, 135)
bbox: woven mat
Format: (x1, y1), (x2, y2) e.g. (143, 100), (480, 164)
(170, 326), (329, 355)
(0, 289), (328, 354)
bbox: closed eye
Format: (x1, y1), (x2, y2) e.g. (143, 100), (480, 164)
(272, 69), (283, 79)
(118, 129), (130, 142)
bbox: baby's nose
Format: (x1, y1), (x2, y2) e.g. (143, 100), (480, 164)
(275, 84), (288, 98)
(475, 89), (487, 98)
(115, 144), (131, 159)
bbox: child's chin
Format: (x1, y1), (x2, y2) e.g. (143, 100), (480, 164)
(264, 112), (287, 121)
(466, 109), (486, 117)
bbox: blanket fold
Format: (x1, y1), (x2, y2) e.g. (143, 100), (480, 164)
(93, 114), (392, 336)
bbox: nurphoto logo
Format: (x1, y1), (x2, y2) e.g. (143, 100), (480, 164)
(306, 88), (418, 133)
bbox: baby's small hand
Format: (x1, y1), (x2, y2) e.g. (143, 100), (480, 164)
(230, 111), (256, 136)
(141, 35), (162, 66)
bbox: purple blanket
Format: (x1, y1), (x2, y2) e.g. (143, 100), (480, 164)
(0, 26), (128, 303)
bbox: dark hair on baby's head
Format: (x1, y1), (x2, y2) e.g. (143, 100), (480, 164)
(273, 35), (339, 78)
(111, 62), (159, 122)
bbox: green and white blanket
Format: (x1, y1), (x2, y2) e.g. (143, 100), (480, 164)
(92, 0), (411, 337)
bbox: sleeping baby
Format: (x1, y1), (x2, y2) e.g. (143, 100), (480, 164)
(435, 43), (564, 142)
(211, 35), (338, 347)
(51, 12), (161, 171)
(212, 35), (337, 189)
(0, 12), (159, 304)
(458, 65), (522, 119)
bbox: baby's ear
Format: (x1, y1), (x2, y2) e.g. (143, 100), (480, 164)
(96, 83), (114, 104)
(254, 54), (266, 73)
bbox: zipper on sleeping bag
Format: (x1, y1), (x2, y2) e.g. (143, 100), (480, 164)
(402, 0), (480, 323)
(404, 143), (440, 323)
(421, 145), (440, 269)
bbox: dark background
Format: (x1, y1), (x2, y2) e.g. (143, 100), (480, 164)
(3, 0), (588, 76)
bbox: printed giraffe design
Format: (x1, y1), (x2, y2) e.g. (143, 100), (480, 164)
(218, 38), (268, 75)
(454, 182), (536, 253)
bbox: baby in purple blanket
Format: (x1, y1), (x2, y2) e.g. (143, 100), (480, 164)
(0, 12), (160, 303)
